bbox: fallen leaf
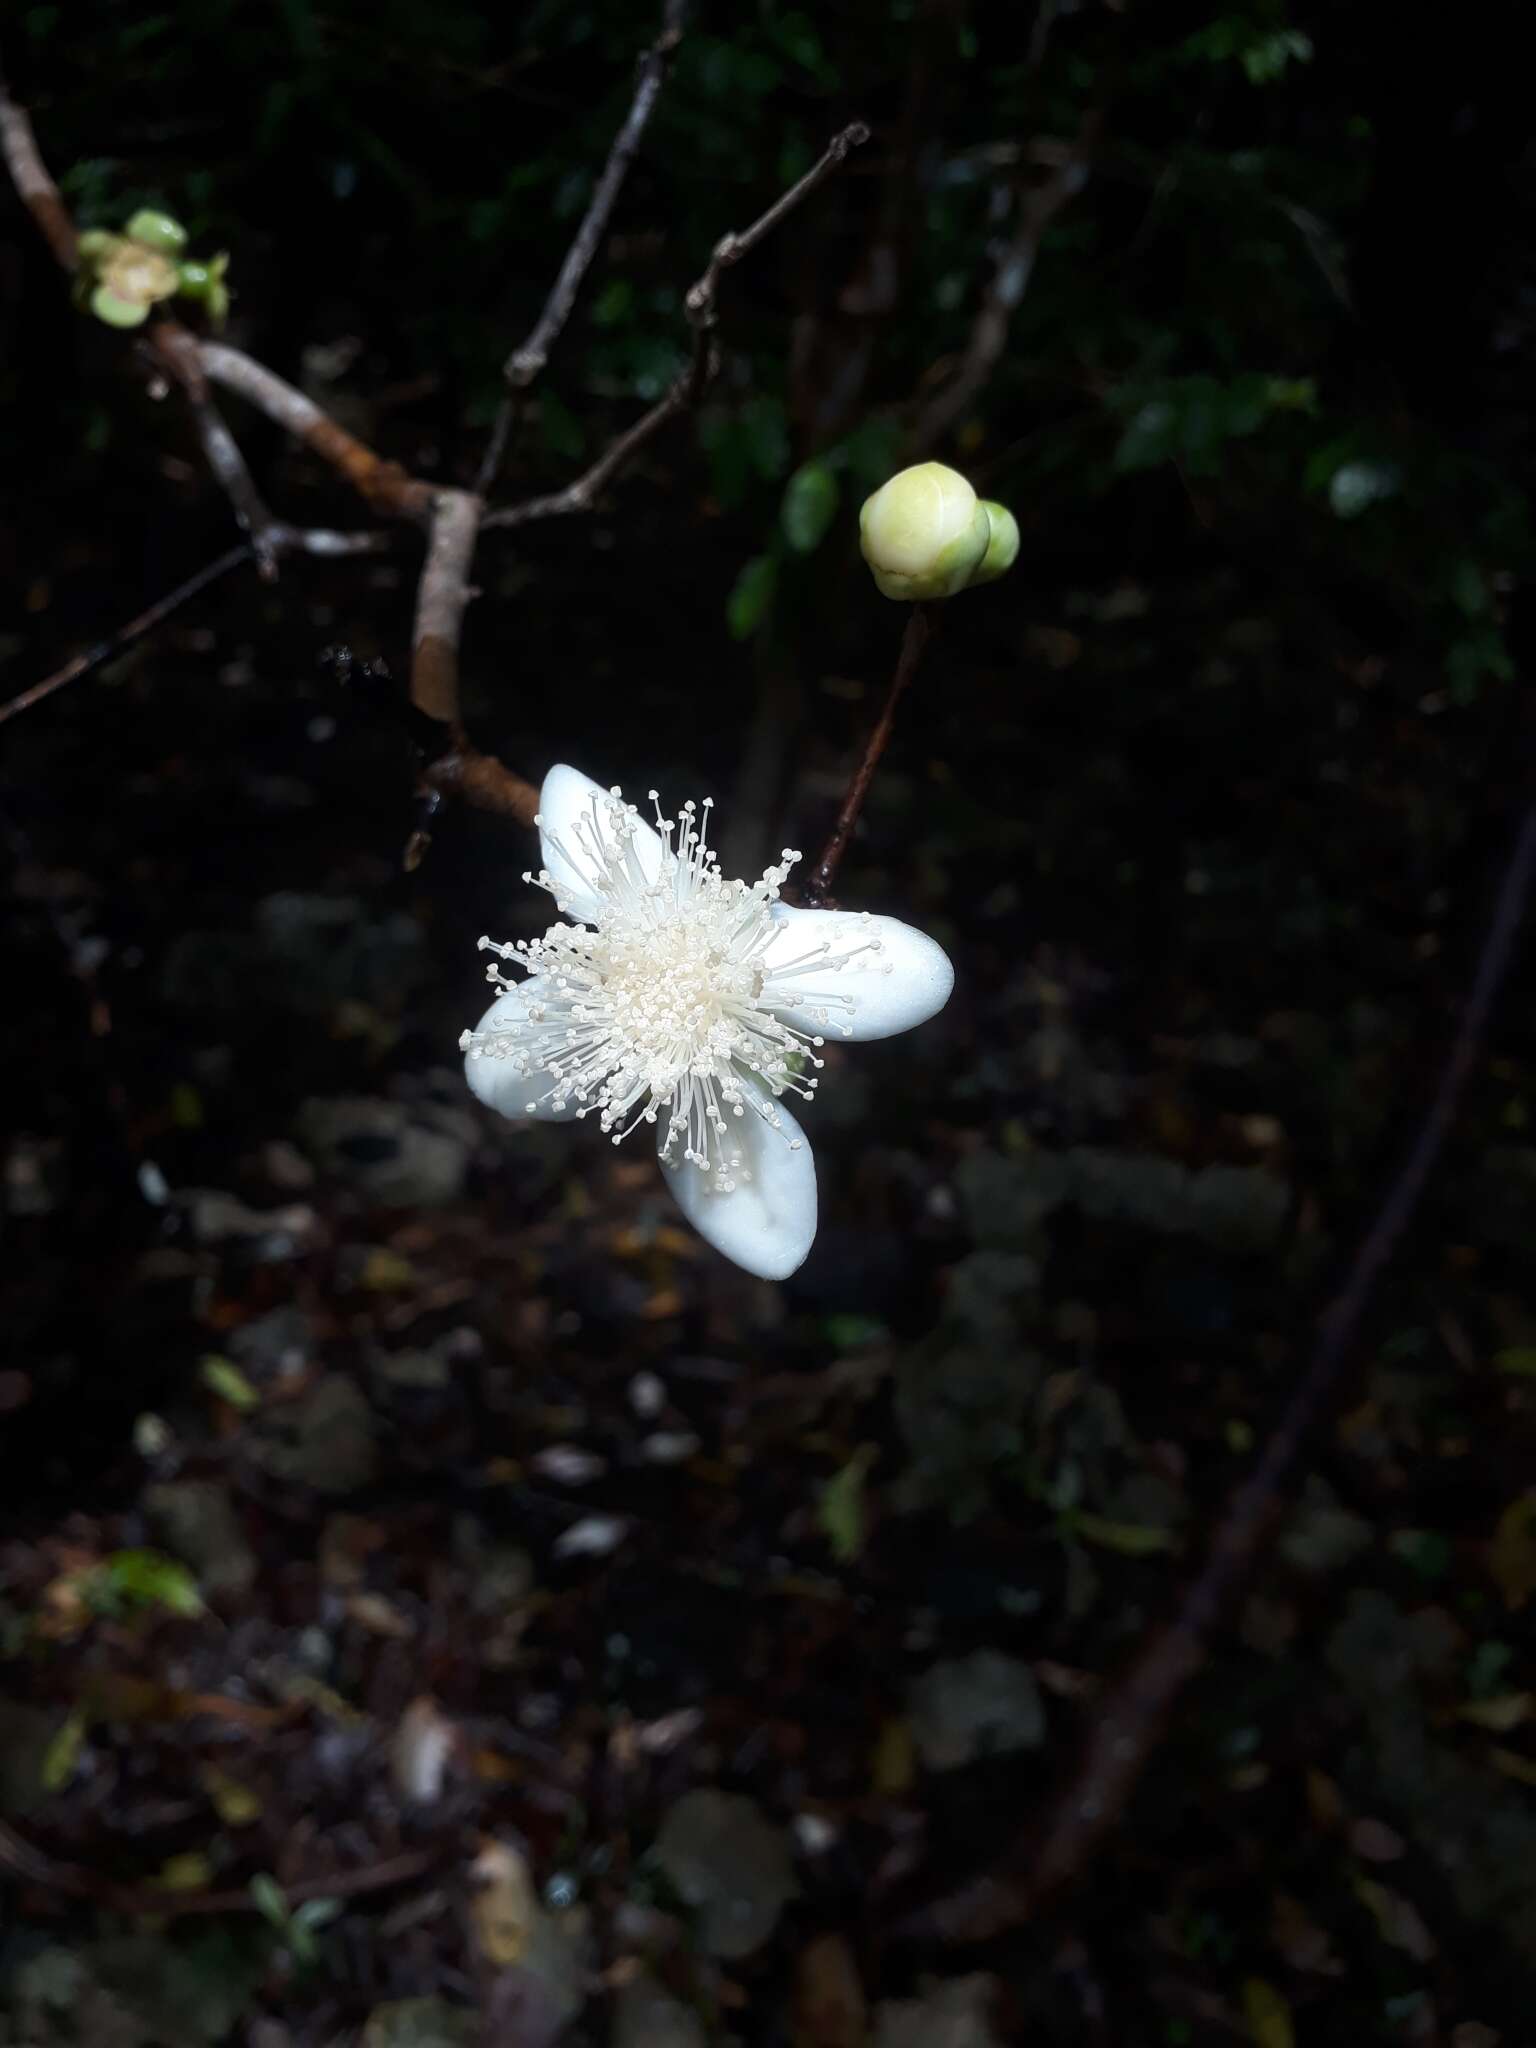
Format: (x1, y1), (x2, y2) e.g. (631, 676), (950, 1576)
(794, 1933), (866, 2048)
(1456, 1692), (1532, 1732)
(359, 1247), (417, 1292)
(1352, 1874), (1437, 1961)
(200, 1354), (260, 1410)
(1489, 1492), (1536, 1609)
(156, 1850), (215, 1892)
(41, 1707), (88, 1792)
(201, 1765), (262, 1826)
(1348, 1817), (1405, 1862)
(820, 1448), (876, 1564)
(391, 1696), (457, 1806)
(871, 1716), (916, 1797)
(469, 1838), (537, 1970)
(349, 1592), (416, 1639)
(1242, 1977), (1294, 2048)
(1070, 1510), (1179, 1557)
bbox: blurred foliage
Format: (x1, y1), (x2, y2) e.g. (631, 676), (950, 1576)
(5, 0), (1526, 704)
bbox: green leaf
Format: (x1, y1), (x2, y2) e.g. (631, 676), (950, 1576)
(1328, 459), (1398, 518)
(249, 1873), (290, 1929)
(780, 460), (840, 553)
(1494, 1348), (1536, 1378)
(592, 278), (633, 328)
(537, 390), (586, 463)
(200, 1353), (260, 1411)
(1069, 1511), (1178, 1557)
(94, 1548), (205, 1617)
(819, 1448), (876, 1564)
(42, 1706), (88, 1791)
(1241, 1977), (1295, 2048)
(823, 1313), (888, 1351)
(726, 553), (777, 640)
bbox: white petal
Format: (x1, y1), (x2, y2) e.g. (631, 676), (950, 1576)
(759, 906), (954, 1042)
(658, 1090), (817, 1280)
(463, 983), (583, 1122)
(536, 763), (665, 926)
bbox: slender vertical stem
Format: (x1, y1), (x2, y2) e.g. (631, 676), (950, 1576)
(803, 605), (935, 906)
(912, 794), (1536, 1945)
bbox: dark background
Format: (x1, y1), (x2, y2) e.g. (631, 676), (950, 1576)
(4, 2), (1536, 2043)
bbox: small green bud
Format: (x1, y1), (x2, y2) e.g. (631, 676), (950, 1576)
(90, 283), (151, 329)
(124, 208), (188, 255)
(177, 252), (230, 326)
(858, 461), (991, 601)
(75, 228), (119, 263)
(970, 500), (1020, 586)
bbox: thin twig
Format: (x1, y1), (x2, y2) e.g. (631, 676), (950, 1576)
(685, 121), (871, 340)
(0, 1817), (442, 1920)
(2, 45), (865, 860)
(477, 0), (688, 496)
(0, 528), (392, 733)
(912, 796), (1536, 1945)
(0, 61), (75, 269)
(0, 545), (254, 730)
(0, 64), (434, 535)
(484, 362), (698, 530)
(147, 319), (283, 576)
(199, 340), (437, 521)
(803, 605), (936, 906)
(266, 522), (396, 558)
(410, 742), (541, 868)
(407, 488), (541, 859)
(411, 487), (483, 725)
(484, 122), (871, 533)
(910, 112), (1097, 454)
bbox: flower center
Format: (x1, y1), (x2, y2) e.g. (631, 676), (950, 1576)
(462, 785), (885, 1190)
(102, 244), (179, 307)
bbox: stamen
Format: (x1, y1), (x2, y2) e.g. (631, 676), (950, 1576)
(462, 783), (862, 1175)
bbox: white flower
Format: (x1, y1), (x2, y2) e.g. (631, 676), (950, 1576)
(460, 764), (954, 1281)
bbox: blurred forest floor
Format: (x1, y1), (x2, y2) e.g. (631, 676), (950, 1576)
(4, 3), (1536, 2044)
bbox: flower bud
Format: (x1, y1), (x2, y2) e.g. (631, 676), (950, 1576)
(124, 208), (188, 256)
(859, 462), (990, 601)
(177, 251), (231, 327)
(92, 239), (181, 325)
(75, 228), (118, 262)
(970, 500), (1020, 586)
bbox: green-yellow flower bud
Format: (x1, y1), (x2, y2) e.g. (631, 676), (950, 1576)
(124, 208), (188, 256)
(176, 251), (231, 327)
(94, 239), (180, 319)
(970, 500), (1020, 586)
(75, 228), (119, 263)
(858, 461), (991, 601)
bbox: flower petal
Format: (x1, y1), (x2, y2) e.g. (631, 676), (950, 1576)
(536, 763), (665, 926)
(462, 983), (583, 1122)
(759, 906), (954, 1042)
(658, 1089), (817, 1280)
